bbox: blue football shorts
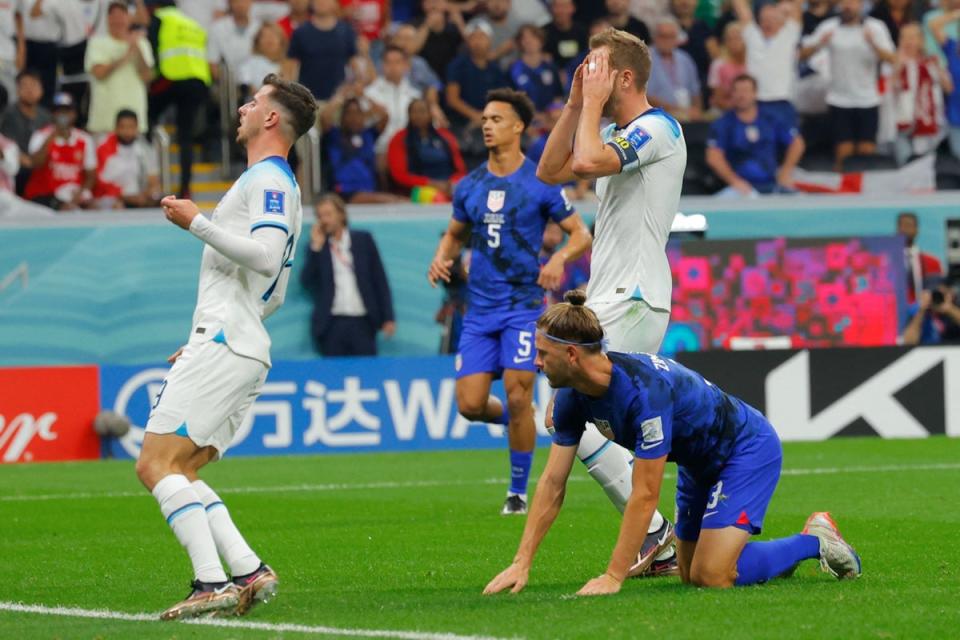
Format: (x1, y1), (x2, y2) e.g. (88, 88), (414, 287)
(455, 308), (541, 378)
(674, 411), (783, 541)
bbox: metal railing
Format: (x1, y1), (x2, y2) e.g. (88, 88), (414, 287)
(217, 65), (239, 179)
(153, 125), (172, 195)
(295, 127), (322, 204)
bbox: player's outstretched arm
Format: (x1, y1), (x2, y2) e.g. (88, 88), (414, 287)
(483, 443), (577, 595)
(572, 52), (626, 180)
(537, 62), (585, 185)
(578, 454), (666, 596)
(162, 196), (288, 278)
(427, 218), (469, 287)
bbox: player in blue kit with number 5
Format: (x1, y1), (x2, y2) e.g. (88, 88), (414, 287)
(428, 89), (592, 515)
(484, 291), (862, 595)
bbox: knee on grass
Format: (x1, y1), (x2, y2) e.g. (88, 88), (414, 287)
(688, 566), (736, 589)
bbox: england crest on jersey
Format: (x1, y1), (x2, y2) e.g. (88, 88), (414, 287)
(487, 190), (505, 212)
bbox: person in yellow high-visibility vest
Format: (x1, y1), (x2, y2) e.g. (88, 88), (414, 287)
(147, 0), (212, 198)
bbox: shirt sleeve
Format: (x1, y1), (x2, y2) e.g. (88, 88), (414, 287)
(706, 118), (725, 150)
(606, 118), (675, 173)
(82, 135), (97, 171)
(551, 389), (587, 447)
(83, 38), (109, 71)
(631, 405), (673, 460)
(246, 166), (294, 236)
(189, 214), (289, 278)
(27, 129), (47, 155)
(542, 183), (574, 223)
(288, 29), (303, 61)
(869, 20), (896, 55)
(451, 177), (470, 223)
(777, 121), (799, 148)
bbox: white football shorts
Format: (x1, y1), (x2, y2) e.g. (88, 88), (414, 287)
(587, 298), (670, 354)
(146, 339), (267, 456)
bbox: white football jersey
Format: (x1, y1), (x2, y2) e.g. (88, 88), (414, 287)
(189, 157), (302, 366)
(587, 108), (686, 311)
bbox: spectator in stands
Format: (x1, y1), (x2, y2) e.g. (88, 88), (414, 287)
(0, 131), (20, 196)
(93, 109), (160, 209)
(237, 23), (288, 94)
(300, 193), (396, 357)
(544, 0), (588, 75)
(925, 0), (960, 64)
(474, 0), (521, 66)
(604, 0), (651, 42)
(24, 92), (96, 210)
(509, 25), (564, 115)
(526, 100), (590, 198)
(0, 0), (23, 101)
(672, 0), (713, 98)
(388, 24), (448, 126)
(708, 21), (747, 112)
(85, 2), (155, 137)
(177, 0), (227, 32)
(387, 98), (466, 198)
(147, 1), (212, 198)
(364, 46), (422, 155)
(207, 0), (262, 81)
(562, 17), (613, 93)
(901, 278), (960, 345)
(445, 20), (507, 128)
(0, 70), (51, 193)
(706, 74), (805, 196)
(929, 9), (960, 162)
(341, 0), (389, 43)
(539, 220), (591, 305)
(870, 0), (919, 46)
(321, 93), (403, 203)
(892, 23), (948, 165)
(647, 17), (703, 121)
(801, 0), (896, 170)
(898, 211), (944, 304)
(286, 0), (358, 100)
(803, 0), (836, 36)
(733, 0), (802, 128)
(412, 0), (465, 82)
(22, 0), (61, 109)
(33, 0), (93, 123)
(278, 0), (310, 38)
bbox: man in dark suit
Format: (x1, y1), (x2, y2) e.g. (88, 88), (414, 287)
(300, 193), (395, 356)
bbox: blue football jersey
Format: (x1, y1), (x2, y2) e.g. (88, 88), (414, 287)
(452, 158), (574, 312)
(552, 352), (765, 482)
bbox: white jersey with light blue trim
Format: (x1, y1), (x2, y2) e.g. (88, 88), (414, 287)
(190, 156), (302, 366)
(587, 108), (686, 311)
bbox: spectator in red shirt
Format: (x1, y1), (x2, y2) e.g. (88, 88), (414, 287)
(387, 98), (466, 199)
(24, 93), (96, 211)
(340, 0), (389, 42)
(277, 0), (311, 38)
(94, 109), (161, 209)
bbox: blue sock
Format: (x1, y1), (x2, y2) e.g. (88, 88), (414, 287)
(735, 534), (820, 586)
(509, 449), (534, 496)
(491, 402), (510, 426)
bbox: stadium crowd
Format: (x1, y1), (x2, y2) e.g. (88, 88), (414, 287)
(2, 0), (960, 211)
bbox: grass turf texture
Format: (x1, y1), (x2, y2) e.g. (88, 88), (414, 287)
(2, 436), (958, 639)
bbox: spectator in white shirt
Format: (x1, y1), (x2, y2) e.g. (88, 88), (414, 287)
(0, 0), (24, 102)
(207, 0), (262, 81)
(237, 22), (288, 95)
(732, 0), (803, 128)
(93, 109), (160, 208)
(0, 129), (54, 217)
(84, 1), (155, 136)
(364, 45), (422, 155)
(801, 0), (897, 169)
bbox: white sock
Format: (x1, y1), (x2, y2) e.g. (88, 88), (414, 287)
(192, 480), (261, 577)
(576, 423), (667, 534)
(152, 474), (227, 583)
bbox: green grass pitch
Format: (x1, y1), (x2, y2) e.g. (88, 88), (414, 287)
(2, 436), (959, 639)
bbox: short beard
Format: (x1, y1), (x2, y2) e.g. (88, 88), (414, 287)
(602, 92), (618, 119)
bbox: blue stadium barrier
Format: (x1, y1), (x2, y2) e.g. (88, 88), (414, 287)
(1, 193), (956, 366)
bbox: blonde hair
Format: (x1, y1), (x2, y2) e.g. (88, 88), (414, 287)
(588, 27), (652, 91)
(536, 290), (604, 353)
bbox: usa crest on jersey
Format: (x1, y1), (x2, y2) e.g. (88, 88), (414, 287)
(487, 190), (505, 212)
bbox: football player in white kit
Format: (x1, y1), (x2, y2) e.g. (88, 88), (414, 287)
(536, 28), (687, 577)
(134, 75), (317, 621)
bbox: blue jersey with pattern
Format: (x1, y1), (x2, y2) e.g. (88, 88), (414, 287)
(452, 157), (574, 312)
(552, 352), (764, 482)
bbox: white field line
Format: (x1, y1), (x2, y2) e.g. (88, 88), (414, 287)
(0, 602), (514, 640)
(1, 462), (959, 504)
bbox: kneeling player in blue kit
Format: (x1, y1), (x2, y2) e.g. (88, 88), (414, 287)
(484, 291), (861, 595)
